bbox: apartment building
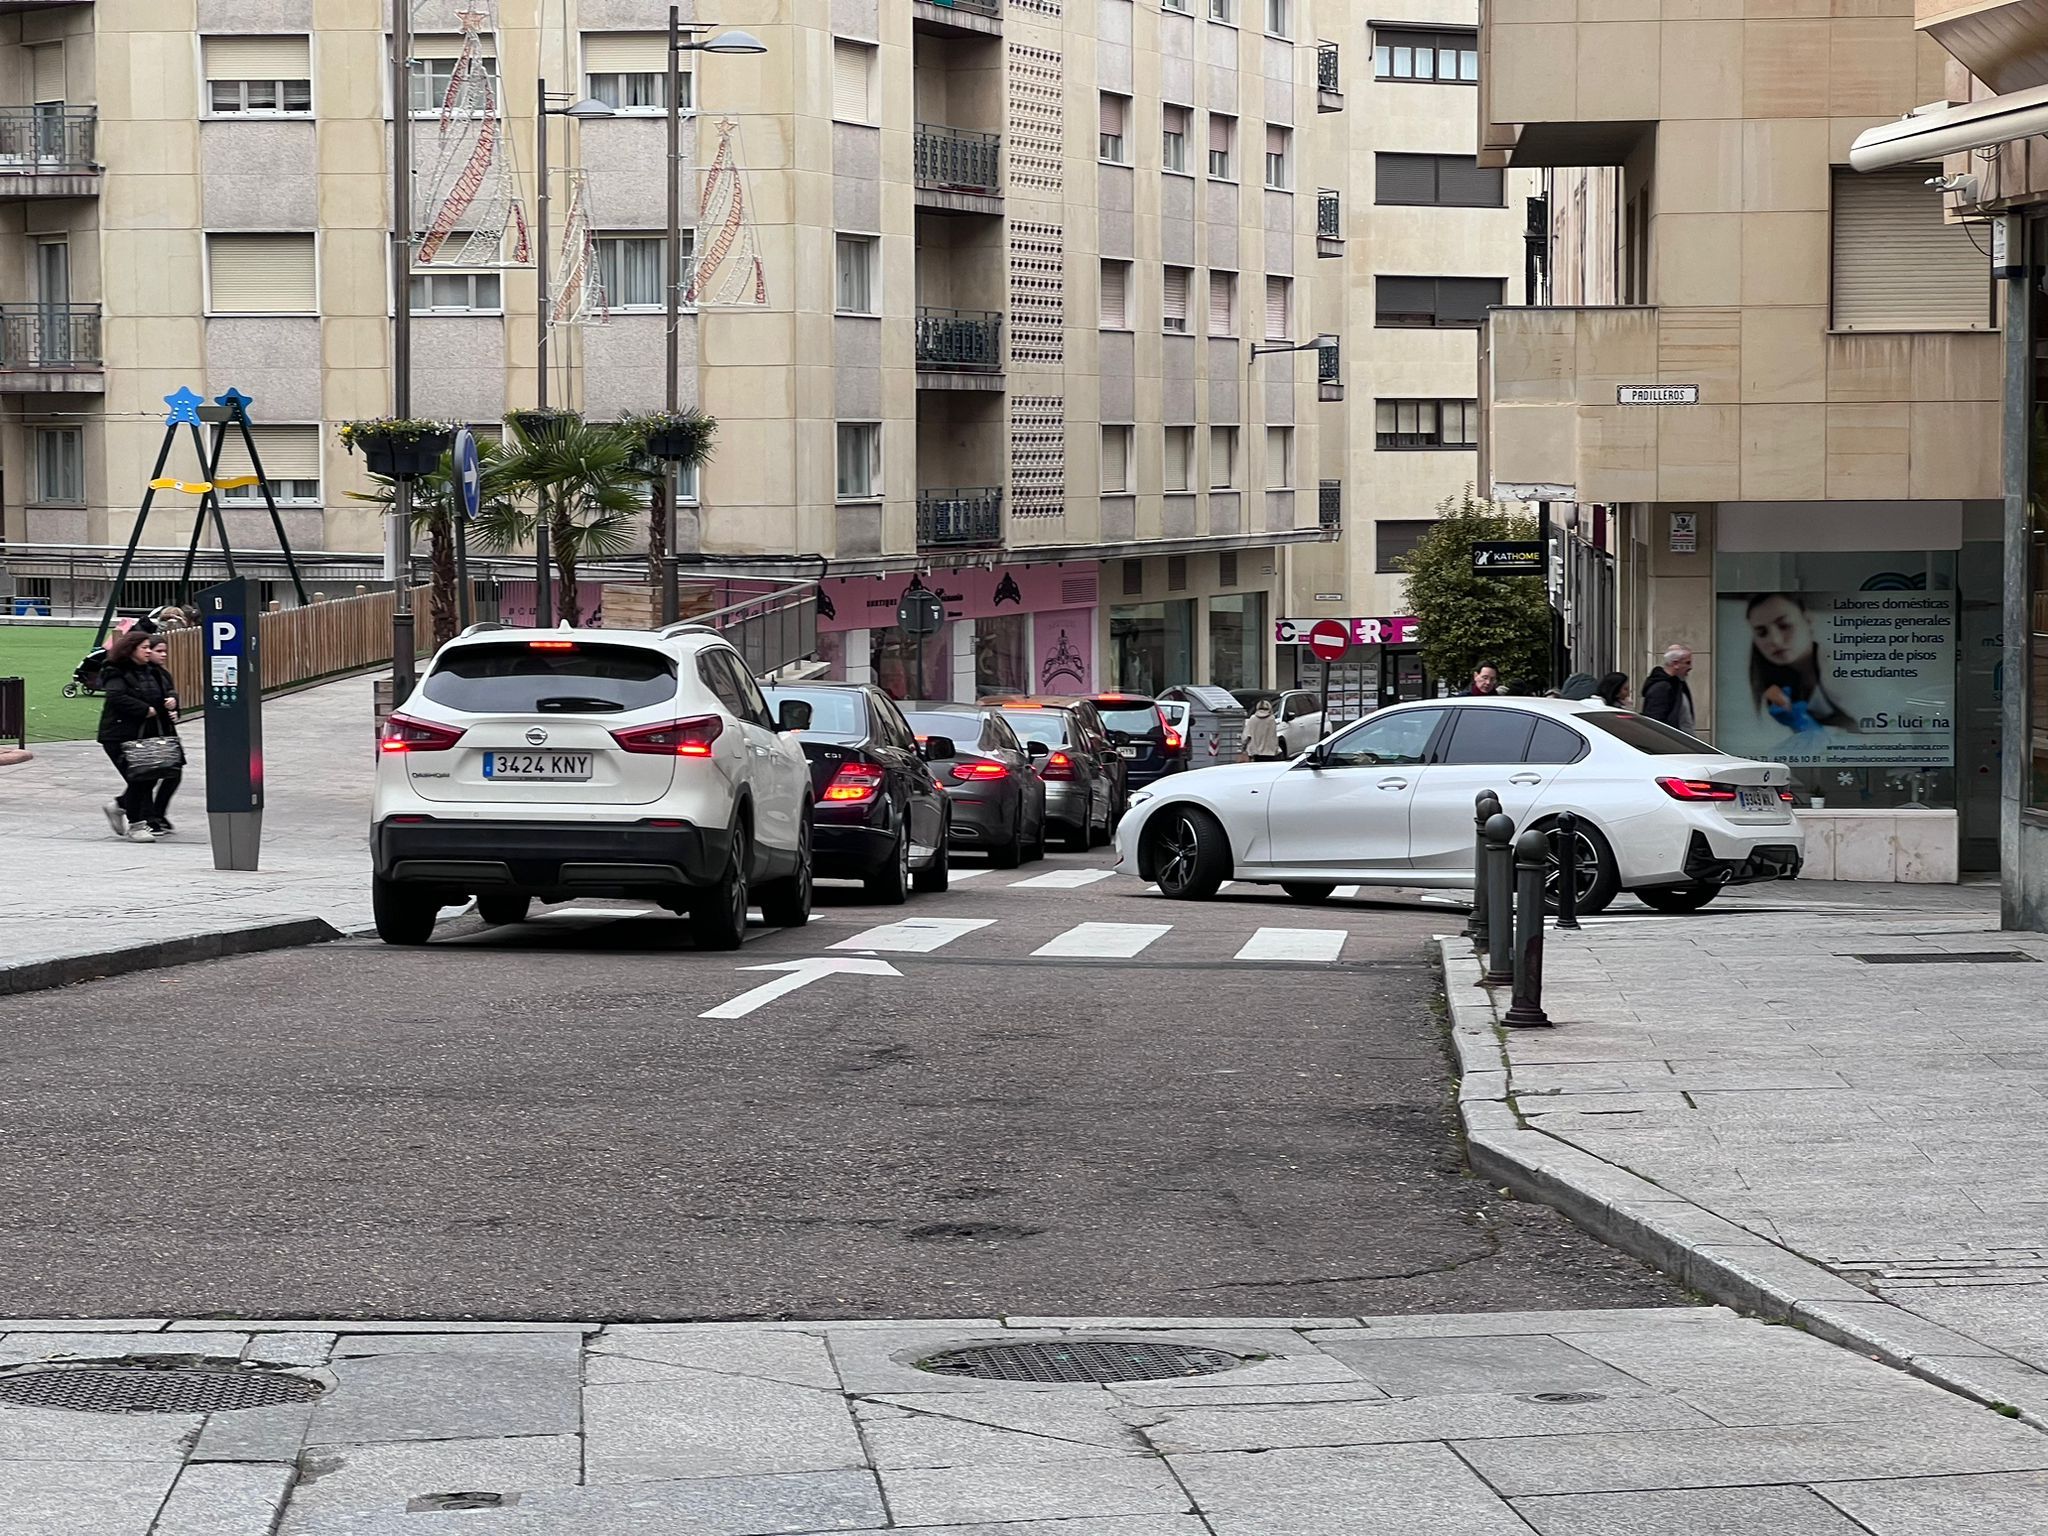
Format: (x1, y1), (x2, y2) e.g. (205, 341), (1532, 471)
(1476, 0), (2004, 882)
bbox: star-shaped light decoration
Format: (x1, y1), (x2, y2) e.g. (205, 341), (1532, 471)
(162, 386), (204, 426)
(214, 387), (255, 420)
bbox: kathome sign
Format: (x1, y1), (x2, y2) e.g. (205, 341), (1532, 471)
(1617, 384), (1700, 406)
(1471, 541), (1545, 578)
(1274, 616), (1420, 646)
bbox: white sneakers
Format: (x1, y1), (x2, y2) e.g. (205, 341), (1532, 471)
(105, 801), (155, 842)
(126, 824), (155, 843)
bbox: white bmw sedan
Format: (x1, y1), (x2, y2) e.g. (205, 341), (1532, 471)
(1112, 697), (1803, 914)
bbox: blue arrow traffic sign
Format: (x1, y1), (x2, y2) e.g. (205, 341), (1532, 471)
(453, 428), (481, 521)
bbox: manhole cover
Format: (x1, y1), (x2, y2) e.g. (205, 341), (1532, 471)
(1523, 1391), (1606, 1405)
(1851, 951), (2037, 965)
(919, 1339), (1243, 1384)
(0, 1357), (324, 1415)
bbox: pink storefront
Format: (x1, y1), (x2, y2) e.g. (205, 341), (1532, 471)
(815, 561), (1103, 701)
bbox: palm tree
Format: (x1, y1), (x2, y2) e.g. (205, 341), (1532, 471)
(350, 435), (519, 646)
(499, 410), (644, 628)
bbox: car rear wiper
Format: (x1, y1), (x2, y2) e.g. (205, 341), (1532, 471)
(535, 695), (626, 713)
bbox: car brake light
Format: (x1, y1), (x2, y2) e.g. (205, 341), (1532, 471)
(952, 761), (1009, 782)
(1657, 776), (1737, 802)
(611, 715), (724, 756)
(1780, 789), (1797, 804)
(529, 639), (577, 650)
(824, 761), (886, 802)
(1163, 726), (1184, 752)
(380, 713), (462, 753)
(1039, 749), (1077, 780)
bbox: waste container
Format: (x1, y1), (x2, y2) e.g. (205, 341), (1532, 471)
(1156, 684), (1247, 767)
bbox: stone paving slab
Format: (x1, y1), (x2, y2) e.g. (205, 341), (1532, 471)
(0, 1313), (2040, 1534)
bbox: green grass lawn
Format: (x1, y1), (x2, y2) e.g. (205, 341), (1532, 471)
(0, 626), (106, 743)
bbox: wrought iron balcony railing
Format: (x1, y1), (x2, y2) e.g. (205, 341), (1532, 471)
(0, 303), (101, 368)
(1318, 340), (1340, 382)
(916, 307), (1003, 372)
(1318, 479), (1341, 531)
(918, 487), (1003, 547)
(0, 106), (96, 172)
(915, 124), (1002, 196)
(1317, 189), (1340, 239)
(1317, 43), (1340, 93)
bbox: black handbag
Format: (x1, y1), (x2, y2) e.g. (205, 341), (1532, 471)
(120, 718), (185, 782)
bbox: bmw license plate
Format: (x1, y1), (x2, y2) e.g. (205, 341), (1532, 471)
(484, 751), (592, 781)
(1737, 787), (1779, 812)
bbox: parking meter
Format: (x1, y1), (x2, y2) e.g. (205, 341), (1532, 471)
(197, 577), (264, 870)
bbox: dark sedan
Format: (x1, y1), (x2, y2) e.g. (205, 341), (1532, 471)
(761, 683), (950, 901)
(904, 706), (1047, 867)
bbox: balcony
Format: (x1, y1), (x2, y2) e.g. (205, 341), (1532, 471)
(1317, 43), (1343, 111)
(918, 486), (1003, 549)
(916, 306), (1004, 390)
(915, 124), (1002, 214)
(0, 304), (103, 392)
(1318, 341), (1343, 403)
(914, 0), (1001, 37)
(0, 107), (99, 198)
(1318, 480), (1341, 533)
(1316, 189), (1342, 258)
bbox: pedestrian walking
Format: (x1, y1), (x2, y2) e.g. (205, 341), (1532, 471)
(97, 622), (184, 843)
(1460, 662), (1501, 697)
(1640, 645), (1695, 730)
(1243, 696), (1284, 761)
(1595, 671), (1631, 708)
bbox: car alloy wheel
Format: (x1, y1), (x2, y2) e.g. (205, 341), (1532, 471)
(1156, 813), (1202, 896)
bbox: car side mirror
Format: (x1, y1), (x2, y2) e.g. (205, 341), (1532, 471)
(776, 699), (812, 733)
(1299, 744), (1327, 769)
(1025, 739), (1050, 760)
(919, 735), (957, 761)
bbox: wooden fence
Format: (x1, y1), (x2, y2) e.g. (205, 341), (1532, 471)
(161, 585), (431, 710)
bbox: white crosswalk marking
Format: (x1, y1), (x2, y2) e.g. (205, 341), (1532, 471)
(1032, 922), (1171, 959)
(1007, 868), (1117, 890)
(947, 868), (991, 882)
(1235, 927), (1346, 963)
(1334, 886), (1360, 900)
(831, 917), (995, 953)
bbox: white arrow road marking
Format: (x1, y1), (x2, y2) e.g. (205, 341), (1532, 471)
(1235, 927), (1346, 962)
(698, 956), (902, 1020)
(831, 917), (994, 954)
(1032, 922), (1171, 958)
(1008, 868), (1117, 889)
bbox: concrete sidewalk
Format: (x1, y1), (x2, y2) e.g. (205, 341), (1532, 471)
(1449, 882), (2048, 1426)
(0, 675), (379, 990)
(5, 1308), (2045, 1535)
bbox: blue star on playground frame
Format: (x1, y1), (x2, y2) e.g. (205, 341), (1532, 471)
(162, 387), (204, 425)
(214, 387), (255, 418)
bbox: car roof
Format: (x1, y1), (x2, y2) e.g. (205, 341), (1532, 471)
(986, 695), (1082, 711)
(444, 625), (723, 654)
(1086, 692), (1158, 705)
(1379, 695), (1613, 718)
(763, 679), (868, 691)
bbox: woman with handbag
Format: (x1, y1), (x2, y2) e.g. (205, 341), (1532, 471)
(97, 621), (184, 842)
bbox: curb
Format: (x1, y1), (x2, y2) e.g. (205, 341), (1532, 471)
(1439, 935), (2048, 1431)
(0, 918), (344, 999)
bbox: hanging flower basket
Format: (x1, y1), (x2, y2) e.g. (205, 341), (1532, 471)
(340, 419), (455, 480)
(628, 408), (718, 465)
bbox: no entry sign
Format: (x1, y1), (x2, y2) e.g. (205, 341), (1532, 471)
(1307, 619), (1350, 662)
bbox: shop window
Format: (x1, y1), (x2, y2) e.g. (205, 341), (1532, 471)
(974, 613), (1030, 696)
(1209, 592), (1265, 689)
(870, 624), (949, 702)
(1110, 599), (1194, 695)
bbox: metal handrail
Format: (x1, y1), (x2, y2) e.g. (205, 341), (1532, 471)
(0, 303), (101, 368)
(1317, 189), (1340, 238)
(917, 487), (1003, 547)
(915, 123), (1002, 195)
(1317, 42), (1340, 93)
(0, 106), (96, 171)
(916, 306), (1003, 371)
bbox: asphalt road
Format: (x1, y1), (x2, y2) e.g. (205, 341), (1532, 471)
(0, 850), (1680, 1320)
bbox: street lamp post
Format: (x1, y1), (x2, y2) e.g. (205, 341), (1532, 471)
(1246, 333), (1340, 691)
(388, 0), (416, 698)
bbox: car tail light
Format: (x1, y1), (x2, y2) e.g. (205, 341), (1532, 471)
(1657, 776), (1737, 802)
(952, 761), (1009, 782)
(1163, 725), (1184, 753)
(611, 715), (724, 757)
(824, 761), (886, 802)
(528, 639), (577, 650)
(1038, 749), (1078, 780)
(1780, 789), (1797, 804)
(379, 713), (463, 753)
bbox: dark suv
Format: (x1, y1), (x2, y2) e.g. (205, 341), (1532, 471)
(1083, 692), (1186, 790)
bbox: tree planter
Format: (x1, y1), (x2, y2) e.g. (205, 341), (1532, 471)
(350, 428), (452, 479)
(644, 425), (701, 462)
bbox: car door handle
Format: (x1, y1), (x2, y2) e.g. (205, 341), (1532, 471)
(1509, 772), (1542, 785)
(1378, 777), (1408, 790)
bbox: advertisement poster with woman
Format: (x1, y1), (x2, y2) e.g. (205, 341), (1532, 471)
(1714, 590), (1956, 767)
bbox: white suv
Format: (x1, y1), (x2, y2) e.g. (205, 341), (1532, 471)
(370, 625), (813, 949)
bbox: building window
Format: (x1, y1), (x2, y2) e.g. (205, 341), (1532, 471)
(204, 35), (312, 115)
(1265, 0), (1291, 37)
(1831, 167), (1992, 332)
(409, 40), (496, 115)
(1102, 425), (1133, 493)
(1263, 124), (1290, 190)
(1375, 398), (1478, 449)
(1163, 0), (1191, 12)
(1209, 425), (1238, 488)
(1164, 425), (1194, 491)
(1209, 270), (1236, 336)
(832, 39), (876, 124)
(408, 270), (502, 313)
(595, 233), (674, 310)
(1374, 152), (1504, 207)
(1375, 518), (1433, 573)
(1208, 113), (1235, 180)
(1208, 0), (1235, 22)
(1163, 265), (1191, 332)
(218, 424), (321, 504)
(1100, 259), (1131, 328)
(836, 422), (880, 499)
(1266, 426), (1293, 488)
(675, 458), (700, 501)
(1374, 275), (1503, 328)
(584, 32), (685, 112)
(1372, 26), (1479, 83)
(1209, 591), (1264, 690)
(836, 233), (878, 314)
(1099, 92), (1129, 163)
(1264, 275), (1291, 340)
(32, 427), (82, 504)
(207, 232), (318, 314)
(1162, 104), (1189, 173)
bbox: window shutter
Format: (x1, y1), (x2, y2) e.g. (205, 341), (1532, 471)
(413, 32), (485, 59)
(1832, 167), (1989, 331)
(1209, 114), (1231, 152)
(1209, 271), (1232, 334)
(583, 32), (666, 74)
(1436, 156), (1503, 207)
(209, 234), (317, 313)
(1438, 276), (1504, 325)
(30, 45), (64, 102)
(217, 424), (320, 482)
(1102, 261), (1127, 326)
(1375, 153), (1436, 204)
(1265, 123), (1286, 156)
(1099, 93), (1123, 134)
(1164, 266), (1188, 327)
(203, 35), (310, 81)
(1103, 427), (1128, 491)
(833, 40), (871, 121)
(1264, 276), (1288, 340)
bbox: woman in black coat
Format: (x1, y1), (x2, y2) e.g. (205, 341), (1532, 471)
(97, 622), (182, 841)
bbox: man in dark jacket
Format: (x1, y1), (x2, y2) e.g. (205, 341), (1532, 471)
(1640, 645), (1696, 732)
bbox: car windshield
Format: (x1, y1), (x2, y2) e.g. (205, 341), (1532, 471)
(765, 686), (868, 743)
(904, 712), (983, 754)
(421, 642), (676, 714)
(1578, 711), (1722, 755)
(999, 709), (1072, 748)
(1094, 703), (1164, 740)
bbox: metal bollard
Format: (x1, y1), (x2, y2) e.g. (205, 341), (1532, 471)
(1467, 790), (1502, 945)
(1504, 827), (1554, 1028)
(1553, 811), (1582, 931)
(1480, 812), (1516, 987)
